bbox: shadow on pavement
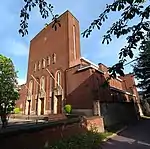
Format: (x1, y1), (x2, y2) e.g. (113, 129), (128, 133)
(102, 117), (150, 149)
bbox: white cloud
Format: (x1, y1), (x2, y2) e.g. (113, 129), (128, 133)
(17, 78), (26, 85)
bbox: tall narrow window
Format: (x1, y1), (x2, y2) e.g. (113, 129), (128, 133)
(29, 80), (33, 96)
(47, 56), (50, 66)
(38, 61), (41, 70)
(73, 25), (77, 60)
(42, 58), (46, 68)
(50, 76), (53, 97)
(34, 63), (37, 72)
(40, 76), (45, 93)
(56, 71), (61, 86)
(52, 53), (56, 64)
(49, 75), (54, 112)
(56, 71), (61, 95)
(35, 78), (40, 95)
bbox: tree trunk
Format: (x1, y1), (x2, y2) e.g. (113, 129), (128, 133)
(1, 114), (8, 128)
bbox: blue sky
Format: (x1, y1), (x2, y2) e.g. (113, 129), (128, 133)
(0, 0), (139, 85)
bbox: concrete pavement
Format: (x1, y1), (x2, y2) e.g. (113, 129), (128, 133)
(102, 117), (150, 149)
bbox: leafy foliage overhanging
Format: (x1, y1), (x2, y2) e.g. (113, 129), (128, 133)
(134, 40), (150, 99)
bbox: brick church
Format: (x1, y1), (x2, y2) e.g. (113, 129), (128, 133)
(16, 11), (141, 117)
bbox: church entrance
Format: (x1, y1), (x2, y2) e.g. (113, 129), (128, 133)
(35, 99), (38, 115)
(40, 98), (44, 115)
(57, 95), (62, 114)
(27, 100), (31, 115)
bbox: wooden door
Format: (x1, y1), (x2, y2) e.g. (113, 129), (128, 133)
(35, 99), (38, 115)
(57, 95), (62, 114)
(41, 98), (44, 115)
(28, 101), (31, 115)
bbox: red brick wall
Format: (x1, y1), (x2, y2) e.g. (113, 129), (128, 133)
(120, 74), (135, 92)
(0, 117), (104, 149)
(16, 84), (27, 113)
(120, 74), (139, 102)
(98, 63), (108, 75)
(93, 71), (112, 102)
(98, 63), (139, 102)
(98, 63), (123, 91)
(66, 66), (94, 109)
(0, 121), (84, 149)
(109, 79), (123, 91)
(26, 11), (81, 112)
(66, 66), (113, 107)
(84, 116), (104, 132)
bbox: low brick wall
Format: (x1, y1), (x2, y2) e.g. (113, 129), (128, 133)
(82, 116), (104, 133)
(0, 116), (105, 149)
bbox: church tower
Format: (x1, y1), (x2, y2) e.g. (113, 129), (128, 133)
(66, 11), (81, 67)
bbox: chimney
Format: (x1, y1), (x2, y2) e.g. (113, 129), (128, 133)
(98, 63), (109, 78)
(98, 63), (108, 73)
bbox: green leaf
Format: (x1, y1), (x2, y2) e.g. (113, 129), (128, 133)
(97, 25), (100, 30)
(106, 39), (109, 44)
(118, 4), (122, 11)
(102, 38), (105, 44)
(128, 50), (134, 58)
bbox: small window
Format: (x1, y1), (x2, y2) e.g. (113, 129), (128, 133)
(38, 61), (41, 70)
(42, 58), (46, 68)
(47, 56), (50, 66)
(34, 63), (37, 72)
(52, 53), (56, 64)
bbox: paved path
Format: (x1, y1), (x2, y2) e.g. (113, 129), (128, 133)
(102, 118), (150, 149)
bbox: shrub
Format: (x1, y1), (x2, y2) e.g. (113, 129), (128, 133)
(64, 104), (72, 114)
(49, 126), (104, 149)
(49, 131), (103, 149)
(13, 108), (20, 114)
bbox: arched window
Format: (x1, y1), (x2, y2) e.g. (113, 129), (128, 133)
(38, 61), (41, 70)
(56, 71), (61, 87)
(29, 80), (33, 95)
(40, 76), (45, 92)
(47, 56), (51, 66)
(35, 78), (40, 94)
(52, 53), (56, 64)
(42, 58), (46, 68)
(34, 63), (37, 72)
(73, 25), (77, 60)
(49, 76), (54, 97)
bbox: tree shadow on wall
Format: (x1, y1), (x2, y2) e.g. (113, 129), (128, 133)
(66, 70), (139, 129)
